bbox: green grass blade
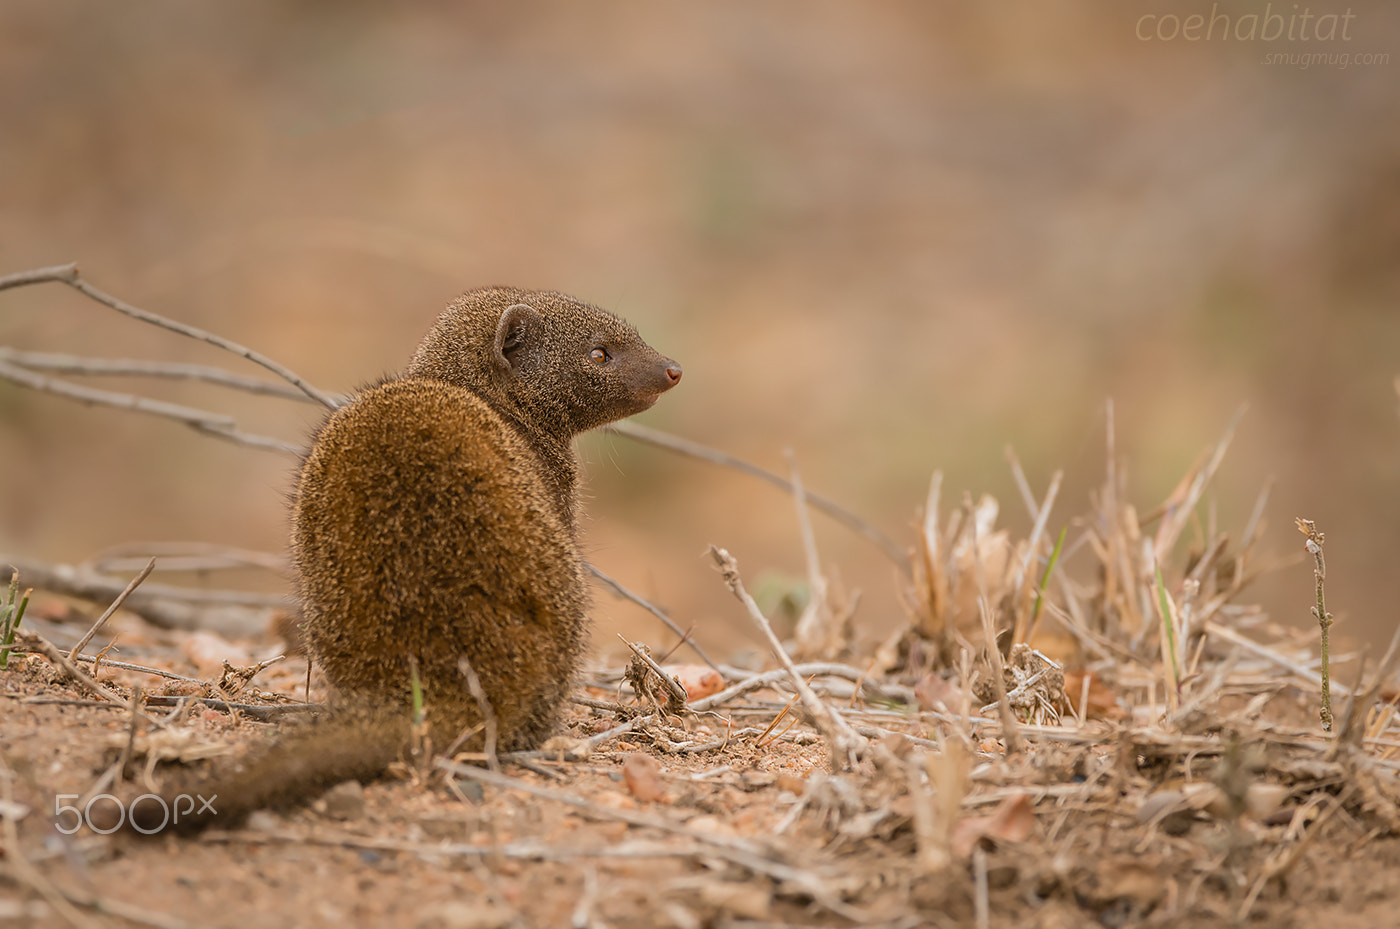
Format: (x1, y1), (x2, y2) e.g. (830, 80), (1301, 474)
(1029, 525), (1068, 627)
(1154, 560), (1181, 691)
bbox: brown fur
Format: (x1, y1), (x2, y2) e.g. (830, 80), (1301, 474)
(128, 287), (680, 834)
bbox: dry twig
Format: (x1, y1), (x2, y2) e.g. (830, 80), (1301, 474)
(458, 656), (500, 772)
(0, 346), (323, 402)
(0, 553), (276, 635)
(0, 262), (338, 408)
(588, 564), (719, 671)
(68, 558), (155, 661)
(1296, 518), (1333, 731)
(0, 358), (301, 455)
(610, 420), (907, 574)
(708, 545), (865, 771)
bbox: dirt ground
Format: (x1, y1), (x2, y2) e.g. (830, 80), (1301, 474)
(4, 595), (1400, 929)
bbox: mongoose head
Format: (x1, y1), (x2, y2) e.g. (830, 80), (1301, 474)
(406, 287), (682, 438)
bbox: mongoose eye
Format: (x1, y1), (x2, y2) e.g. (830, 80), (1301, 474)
(590, 347), (610, 365)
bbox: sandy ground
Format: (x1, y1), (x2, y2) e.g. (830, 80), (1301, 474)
(4, 598), (1400, 929)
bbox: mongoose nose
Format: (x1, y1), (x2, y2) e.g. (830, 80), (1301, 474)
(665, 363), (682, 386)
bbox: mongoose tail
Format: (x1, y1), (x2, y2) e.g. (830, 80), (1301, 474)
(125, 708), (409, 835)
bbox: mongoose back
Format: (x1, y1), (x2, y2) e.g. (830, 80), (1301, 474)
(129, 287), (680, 833)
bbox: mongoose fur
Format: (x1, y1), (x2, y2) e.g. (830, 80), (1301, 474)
(125, 287), (680, 834)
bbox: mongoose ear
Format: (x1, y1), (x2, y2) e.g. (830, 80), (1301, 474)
(493, 303), (542, 373)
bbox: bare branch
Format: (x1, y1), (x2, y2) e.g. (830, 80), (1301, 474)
(0, 358), (303, 456)
(0, 553), (273, 635)
(0, 346), (327, 403)
(587, 563), (720, 671)
(90, 542), (289, 577)
(609, 420), (909, 575)
(0, 262), (339, 409)
(0, 263), (80, 291)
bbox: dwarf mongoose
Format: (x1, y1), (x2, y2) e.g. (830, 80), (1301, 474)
(130, 287), (680, 833)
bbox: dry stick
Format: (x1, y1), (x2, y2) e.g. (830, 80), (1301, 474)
(707, 545), (865, 772)
(1331, 618), (1400, 753)
(690, 663), (898, 714)
(141, 696), (311, 721)
(610, 420), (908, 575)
(1240, 476), (1275, 552)
(1198, 620), (1353, 696)
(1155, 404), (1246, 557)
(580, 714), (653, 753)
(67, 558), (155, 661)
(0, 553), (286, 609)
(11, 693), (307, 722)
(0, 359), (302, 456)
(0, 262), (339, 409)
(0, 347), (321, 403)
(458, 657), (500, 773)
(976, 594), (1022, 756)
(1295, 518), (1334, 732)
(571, 865), (601, 929)
(787, 447), (823, 596)
(787, 448), (837, 658)
(973, 845), (991, 929)
(1005, 445), (1040, 518)
(587, 564), (719, 672)
(502, 712), (659, 763)
(0, 358), (215, 430)
(97, 539), (287, 564)
(92, 542), (288, 576)
(113, 685), (144, 786)
(964, 490), (1022, 756)
(1007, 459), (1064, 645)
(1100, 398), (1142, 636)
(437, 760), (859, 919)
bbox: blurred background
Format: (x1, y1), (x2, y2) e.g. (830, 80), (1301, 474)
(2, 1), (1397, 662)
